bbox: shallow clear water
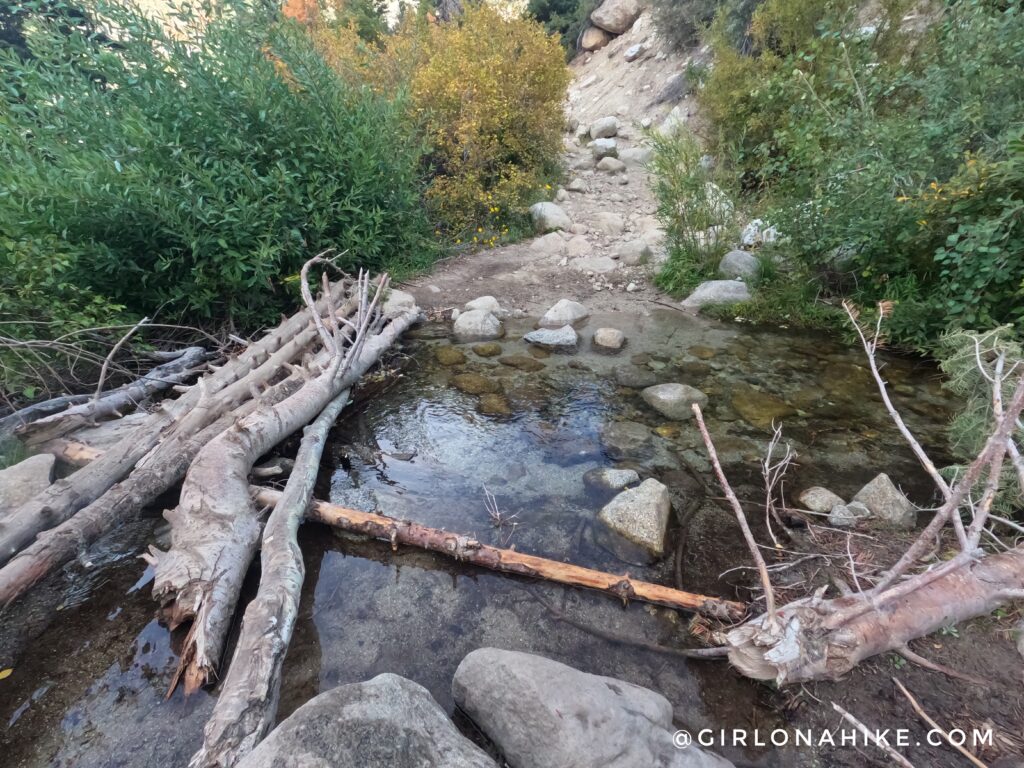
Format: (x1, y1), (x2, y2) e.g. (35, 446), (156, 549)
(0, 310), (955, 767)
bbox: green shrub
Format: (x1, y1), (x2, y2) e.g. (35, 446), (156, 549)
(527, 0), (599, 54)
(652, 0), (761, 51)
(0, 0), (435, 329)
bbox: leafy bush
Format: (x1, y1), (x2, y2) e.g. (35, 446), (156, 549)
(690, 0), (1024, 348)
(651, 0), (761, 51)
(0, 0), (435, 329)
(527, 0), (599, 54)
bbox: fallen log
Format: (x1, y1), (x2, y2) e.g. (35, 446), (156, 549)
(191, 391), (351, 768)
(15, 346), (208, 445)
(148, 277), (415, 695)
(253, 488), (746, 621)
(0, 286), (351, 566)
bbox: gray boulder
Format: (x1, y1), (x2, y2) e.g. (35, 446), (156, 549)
(600, 420), (653, 459)
(453, 309), (504, 342)
(718, 250), (759, 280)
(524, 325), (579, 352)
(530, 202), (572, 233)
(590, 116), (620, 139)
(464, 295), (504, 316)
(619, 147), (653, 167)
(853, 473), (916, 529)
(641, 383), (708, 420)
(828, 501), (871, 528)
(613, 365), (658, 388)
(592, 211), (625, 236)
(382, 289), (418, 319)
(613, 239), (651, 265)
(572, 255), (619, 274)
(590, 138), (618, 160)
(598, 478), (672, 562)
(0, 454), (55, 519)
(566, 177), (588, 193)
(539, 298), (589, 328)
(453, 649), (734, 768)
(239, 673), (496, 768)
(596, 157), (627, 174)
(590, 0), (642, 34)
(798, 487), (845, 514)
(681, 280), (751, 310)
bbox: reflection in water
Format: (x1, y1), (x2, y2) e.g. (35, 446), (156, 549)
(0, 310), (955, 767)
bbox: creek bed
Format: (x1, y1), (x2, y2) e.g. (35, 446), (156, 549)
(0, 310), (955, 767)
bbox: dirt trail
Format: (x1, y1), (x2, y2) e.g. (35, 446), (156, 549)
(403, 12), (698, 316)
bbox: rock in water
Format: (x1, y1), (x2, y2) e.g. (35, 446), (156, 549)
(590, 138), (618, 160)
(798, 487), (845, 513)
(730, 387), (795, 431)
(614, 365), (658, 388)
(0, 454), (55, 519)
(597, 478), (672, 563)
(239, 673), (497, 768)
(498, 355), (546, 373)
(472, 342), (503, 357)
(524, 325), (579, 352)
(718, 249), (760, 280)
(583, 467), (640, 495)
(453, 309), (503, 341)
(592, 327), (626, 351)
(853, 473), (916, 528)
(589, 116), (619, 139)
(641, 383), (708, 420)
(590, 0), (642, 34)
(434, 346), (466, 366)
(451, 373), (501, 395)
(681, 280), (751, 310)
(580, 25), (612, 51)
(529, 202), (572, 233)
(539, 298), (589, 328)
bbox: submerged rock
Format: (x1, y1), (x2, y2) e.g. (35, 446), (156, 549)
(600, 420), (652, 460)
(477, 393), (513, 417)
(592, 327), (626, 351)
(681, 280), (751, 310)
(453, 309), (503, 342)
(583, 467), (640, 495)
(434, 346), (467, 366)
(641, 383), (708, 420)
(472, 342), (503, 358)
(730, 387), (795, 431)
(614, 365), (658, 388)
(452, 649), (734, 768)
(240, 673), (496, 768)
(539, 298), (589, 328)
(853, 473), (916, 528)
(597, 478), (672, 563)
(799, 487), (845, 514)
(451, 373), (501, 395)
(498, 355), (546, 373)
(524, 325), (579, 352)
(0, 453), (55, 518)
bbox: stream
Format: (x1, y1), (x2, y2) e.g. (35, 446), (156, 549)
(0, 309), (956, 767)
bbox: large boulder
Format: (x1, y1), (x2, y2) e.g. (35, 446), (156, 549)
(0, 454), (55, 519)
(853, 473), (916, 529)
(524, 325), (579, 352)
(453, 649), (733, 768)
(530, 202), (572, 233)
(580, 25), (612, 51)
(453, 309), (504, 341)
(718, 250), (759, 280)
(641, 383), (708, 420)
(681, 280), (751, 310)
(597, 478), (672, 562)
(590, 138), (618, 160)
(239, 673), (497, 768)
(583, 467), (640, 495)
(590, 116), (620, 139)
(539, 298), (589, 328)
(590, 0), (642, 34)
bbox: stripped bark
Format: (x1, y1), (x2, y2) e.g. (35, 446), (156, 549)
(15, 346), (208, 446)
(148, 289), (416, 695)
(252, 489), (746, 621)
(0, 287), (350, 566)
(190, 391), (350, 768)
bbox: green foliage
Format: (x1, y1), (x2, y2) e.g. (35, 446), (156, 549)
(527, 0), (599, 54)
(693, 0), (1024, 349)
(0, 0), (435, 331)
(651, 0), (761, 51)
(650, 129), (737, 294)
(330, 0), (389, 42)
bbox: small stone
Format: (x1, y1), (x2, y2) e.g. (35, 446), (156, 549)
(596, 157), (626, 174)
(477, 393), (512, 417)
(613, 365), (657, 388)
(612, 239), (651, 265)
(571, 255), (618, 274)
(583, 467), (640, 494)
(498, 355), (545, 373)
(625, 282), (639, 292)
(539, 298), (589, 328)
(524, 325), (579, 352)
(592, 327), (626, 351)
(529, 202), (572, 233)
(532, 231), (566, 255)
(566, 178), (587, 193)
(555, 188), (569, 202)
(434, 346), (466, 366)
(472, 342), (503, 358)
(799, 487), (845, 513)
(597, 479), (672, 563)
(687, 345), (717, 360)
(718, 249), (760, 280)
(853, 473), (916, 529)
(590, 138), (618, 160)
(624, 44), (643, 62)
(464, 295), (502, 315)
(589, 116), (619, 139)
(566, 236), (590, 258)
(451, 373), (501, 395)
(641, 383), (708, 420)
(829, 501), (871, 528)
(453, 310), (504, 341)
(731, 387), (795, 431)
(591, 212), (625, 236)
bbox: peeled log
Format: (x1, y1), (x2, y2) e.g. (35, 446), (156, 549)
(149, 307), (418, 694)
(726, 545), (1024, 684)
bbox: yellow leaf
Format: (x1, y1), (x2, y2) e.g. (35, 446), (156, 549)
(0, 668), (13, 680)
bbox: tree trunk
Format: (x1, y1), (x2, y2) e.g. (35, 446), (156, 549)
(726, 546), (1024, 683)
(190, 391), (350, 768)
(148, 308), (417, 695)
(16, 346), (208, 445)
